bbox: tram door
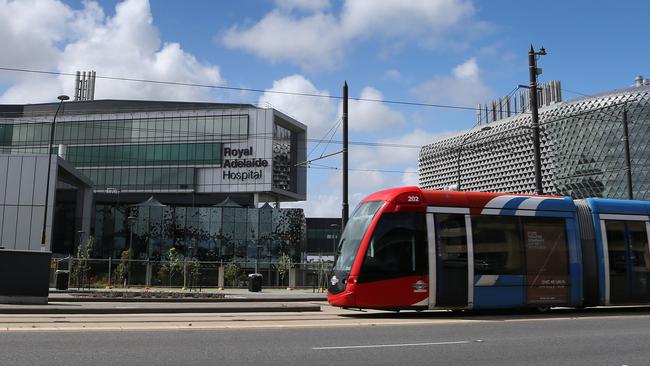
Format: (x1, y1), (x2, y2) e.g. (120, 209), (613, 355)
(603, 220), (650, 304)
(427, 212), (473, 309)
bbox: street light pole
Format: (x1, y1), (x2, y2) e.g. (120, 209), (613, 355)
(41, 95), (70, 250)
(528, 45), (546, 195)
(342, 81), (349, 229)
(127, 215), (136, 286)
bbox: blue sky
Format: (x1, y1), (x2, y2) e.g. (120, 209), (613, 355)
(1, 0), (649, 216)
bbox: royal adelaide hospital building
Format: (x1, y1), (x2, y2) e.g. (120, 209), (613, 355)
(0, 98), (307, 266)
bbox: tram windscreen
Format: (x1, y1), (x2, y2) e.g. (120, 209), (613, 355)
(333, 201), (383, 271)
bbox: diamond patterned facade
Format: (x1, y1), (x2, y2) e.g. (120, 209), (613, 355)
(419, 85), (650, 199)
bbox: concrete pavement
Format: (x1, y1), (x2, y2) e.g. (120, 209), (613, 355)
(0, 288), (325, 314)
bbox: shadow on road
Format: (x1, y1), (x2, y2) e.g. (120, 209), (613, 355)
(336, 305), (650, 321)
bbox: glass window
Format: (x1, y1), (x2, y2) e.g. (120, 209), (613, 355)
(235, 207), (247, 222)
(333, 201), (383, 271)
(359, 212), (427, 282)
(471, 215), (525, 275)
(223, 208), (235, 223)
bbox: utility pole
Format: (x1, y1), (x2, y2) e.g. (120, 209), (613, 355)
(528, 45), (546, 195)
(622, 107), (633, 200)
(342, 81), (349, 228)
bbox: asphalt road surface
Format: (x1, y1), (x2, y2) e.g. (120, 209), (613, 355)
(2, 306), (650, 365)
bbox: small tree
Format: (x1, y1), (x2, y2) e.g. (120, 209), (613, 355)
(72, 236), (95, 289)
(188, 257), (201, 291)
(224, 262), (242, 287)
(114, 249), (131, 287)
(160, 247), (182, 286)
(278, 252), (292, 285)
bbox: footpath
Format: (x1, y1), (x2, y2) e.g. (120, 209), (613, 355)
(0, 288), (326, 315)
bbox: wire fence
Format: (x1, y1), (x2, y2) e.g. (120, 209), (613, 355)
(51, 258), (333, 292)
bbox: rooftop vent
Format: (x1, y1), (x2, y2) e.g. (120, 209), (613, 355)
(74, 70), (96, 101)
(476, 80), (562, 126)
(635, 75), (650, 87)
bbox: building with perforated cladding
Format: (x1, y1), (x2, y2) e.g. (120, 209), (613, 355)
(419, 82), (650, 199)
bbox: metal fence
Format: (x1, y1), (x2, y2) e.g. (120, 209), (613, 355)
(52, 258), (333, 291)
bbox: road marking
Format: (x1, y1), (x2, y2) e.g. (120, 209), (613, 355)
(313, 340), (470, 350)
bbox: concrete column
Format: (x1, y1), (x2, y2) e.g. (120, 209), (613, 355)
(145, 261), (152, 287)
(288, 268), (296, 289)
(218, 265), (225, 288)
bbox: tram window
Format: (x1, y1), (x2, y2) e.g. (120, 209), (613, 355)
(359, 212), (427, 282)
(472, 216), (525, 275)
(628, 222), (650, 271)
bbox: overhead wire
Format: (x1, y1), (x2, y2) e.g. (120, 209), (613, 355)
(0, 66), (525, 115)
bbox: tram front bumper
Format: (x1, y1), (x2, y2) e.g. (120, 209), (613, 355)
(327, 289), (356, 308)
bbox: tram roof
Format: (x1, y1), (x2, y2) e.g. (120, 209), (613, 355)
(362, 187), (575, 213)
(585, 198), (650, 216)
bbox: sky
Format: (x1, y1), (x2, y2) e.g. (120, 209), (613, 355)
(1, 0), (649, 217)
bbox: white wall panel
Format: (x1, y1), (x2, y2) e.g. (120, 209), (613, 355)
(0, 156), (8, 203)
(30, 206), (44, 251)
(5, 157), (22, 205)
(1, 205), (17, 249)
(32, 156), (48, 207)
(16, 206), (32, 250)
(18, 156), (36, 205)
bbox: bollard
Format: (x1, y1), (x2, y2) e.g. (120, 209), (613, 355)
(288, 268), (296, 290)
(145, 260), (152, 288)
(218, 265), (225, 290)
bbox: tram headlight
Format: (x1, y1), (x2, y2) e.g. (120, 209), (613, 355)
(330, 275), (339, 286)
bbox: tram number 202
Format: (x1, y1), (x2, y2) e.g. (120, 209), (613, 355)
(407, 195), (420, 203)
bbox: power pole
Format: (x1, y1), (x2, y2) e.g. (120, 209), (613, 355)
(622, 107), (633, 200)
(528, 45), (546, 195)
(342, 81), (349, 228)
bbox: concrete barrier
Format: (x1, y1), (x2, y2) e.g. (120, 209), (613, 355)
(0, 249), (51, 304)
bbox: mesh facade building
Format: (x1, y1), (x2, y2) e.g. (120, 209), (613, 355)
(0, 100), (307, 262)
(419, 83), (650, 199)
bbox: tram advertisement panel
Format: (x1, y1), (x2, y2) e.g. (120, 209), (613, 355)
(523, 219), (569, 304)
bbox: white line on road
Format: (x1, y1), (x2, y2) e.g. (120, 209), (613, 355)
(313, 340), (470, 350)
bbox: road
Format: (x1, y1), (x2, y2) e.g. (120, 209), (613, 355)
(2, 304), (650, 365)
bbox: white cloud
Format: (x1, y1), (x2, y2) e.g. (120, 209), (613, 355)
(411, 57), (491, 107)
(222, 0), (476, 71)
(258, 74), (337, 139)
(351, 128), (450, 169)
(259, 75), (406, 137)
(340, 0), (474, 39)
(274, 0), (330, 13)
(383, 69), (401, 81)
(0, 0), (224, 103)
(286, 128), (449, 217)
(347, 87), (405, 133)
(0, 0), (71, 71)
(222, 11), (343, 71)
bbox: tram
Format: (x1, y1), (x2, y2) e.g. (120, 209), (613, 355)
(327, 187), (650, 310)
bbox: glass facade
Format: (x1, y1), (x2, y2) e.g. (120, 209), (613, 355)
(272, 123), (296, 192)
(1, 114), (248, 192)
(94, 205), (305, 263)
(0, 101), (308, 259)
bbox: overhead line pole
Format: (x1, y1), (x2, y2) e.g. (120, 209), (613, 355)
(342, 81), (349, 229)
(622, 107), (633, 200)
(528, 45), (546, 195)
